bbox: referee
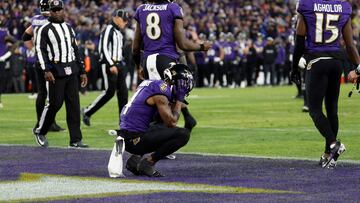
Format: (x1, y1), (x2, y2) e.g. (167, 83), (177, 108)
(22, 0), (65, 132)
(34, 0), (88, 148)
(82, 9), (129, 126)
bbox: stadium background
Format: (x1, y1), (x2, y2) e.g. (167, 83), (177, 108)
(1, 0), (360, 92)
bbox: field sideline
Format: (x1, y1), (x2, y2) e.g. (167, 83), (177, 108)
(1, 84), (360, 160)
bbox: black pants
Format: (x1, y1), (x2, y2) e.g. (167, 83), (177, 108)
(306, 59), (342, 153)
(35, 64), (52, 128)
(84, 63), (128, 120)
(124, 124), (190, 162)
(143, 54), (175, 80)
(36, 74), (82, 143)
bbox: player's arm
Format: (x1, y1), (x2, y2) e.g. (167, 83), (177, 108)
(132, 21), (144, 80)
(174, 19), (211, 52)
(22, 26), (34, 49)
(147, 95), (181, 128)
(344, 19), (360, 82)
(219, 47), (225, 61)
(290, 14), (306, 84)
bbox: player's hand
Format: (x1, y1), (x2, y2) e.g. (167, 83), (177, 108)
(347, 70), (359, 83)
(80, 74), (88, 87)
(290, 69), (301, 85)
(202, 41), (212, 51)
(175, 79), (188, 102)
(110, 66), (118, 75)
(44, 71), (55, 84)
(137, 65), (144, 81)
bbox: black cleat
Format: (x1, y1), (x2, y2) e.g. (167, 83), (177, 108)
(318, 155), (329, 166)
(126, 155), (142, 176)
(322, 141), (346, 168)
(69, 141), (89, 148)
(184, 115), (197, 131)
(49, 122), (65, 132)
(81, 108), (91, 126)
(34, 133), (48, 147)
(137, 158), (164, 177)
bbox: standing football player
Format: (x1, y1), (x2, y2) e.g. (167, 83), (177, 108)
(291, 0), (360, 168)
(22, 0), (64, 133)
(132, 0), (211, 133)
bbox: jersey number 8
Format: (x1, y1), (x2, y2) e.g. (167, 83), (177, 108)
(146, 13), (161, 40)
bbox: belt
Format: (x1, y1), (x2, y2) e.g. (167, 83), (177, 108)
(306, 57), (333, 70)
(118, 129), (143, 140)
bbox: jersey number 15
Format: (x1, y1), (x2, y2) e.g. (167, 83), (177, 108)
(315, 13), (340, 44)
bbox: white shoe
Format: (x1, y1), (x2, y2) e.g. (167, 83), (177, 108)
(165, 154), (176, 160)
(108, 130), (118, 136)
(302, 106), (309, 112)
(326, 159), (337, 169)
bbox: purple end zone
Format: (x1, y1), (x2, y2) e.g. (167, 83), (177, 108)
(1, 145), (360, 202)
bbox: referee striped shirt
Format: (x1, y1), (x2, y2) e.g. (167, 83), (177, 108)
(36, 21), (82, 71)
(98, 22), (124, 66)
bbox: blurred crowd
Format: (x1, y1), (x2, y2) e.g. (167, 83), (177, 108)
(1, 0), (360, 94)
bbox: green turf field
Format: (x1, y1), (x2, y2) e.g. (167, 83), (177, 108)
(1, 84), (360, 160)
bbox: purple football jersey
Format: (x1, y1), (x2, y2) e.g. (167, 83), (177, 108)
(134, 3), (183, 60)
(26, 48), (37, 63)
(224, 42), (237, 61)
(298, 0), (351, 53)
(31, 15), (48, 44)
(0, 28), (9, 57)
(207, 41), (221, 62)
(120, 80), (173, 133)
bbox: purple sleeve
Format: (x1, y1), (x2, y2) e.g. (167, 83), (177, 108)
(345, 2), (352, 16)
(296, 0), (306, 14)
(170, 3), (183, 20)
(134, 5), (142, 23)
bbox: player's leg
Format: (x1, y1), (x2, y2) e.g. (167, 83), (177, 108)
(116, 63), (129, 121)
(323, 60), (345, 168)
(125, 125), (190, 177)
(306, 60), (340, 167)
(324, 60), (342, 138)
(143, 54), (175, 80)
(82, 64), (117, 126)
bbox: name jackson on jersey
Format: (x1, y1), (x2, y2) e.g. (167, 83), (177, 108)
(143, 4), (168, 11)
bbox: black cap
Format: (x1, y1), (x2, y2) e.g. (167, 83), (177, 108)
(50, 0), (64, 10)
(112, 9), (129, 21)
